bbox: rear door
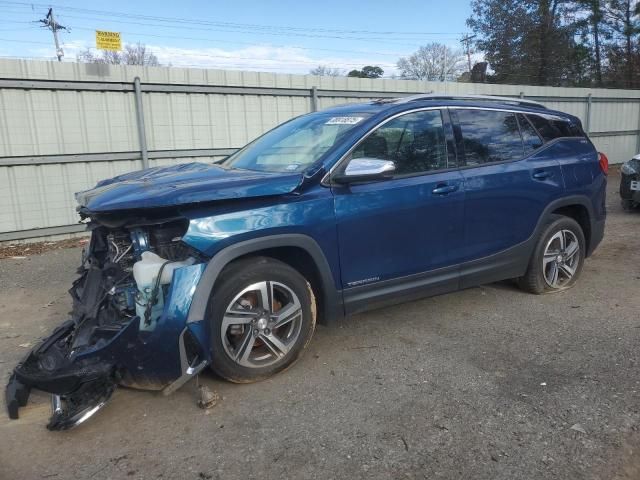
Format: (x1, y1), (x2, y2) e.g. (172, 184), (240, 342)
(450, 108), (565, 284)
(527, 113), (598, 193)
(332, 109), (465, 310)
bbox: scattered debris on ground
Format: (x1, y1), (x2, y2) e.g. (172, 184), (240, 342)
(197, 384), (220, 410)
(0, 237), (88, 260)
(570, 423), (588, 435)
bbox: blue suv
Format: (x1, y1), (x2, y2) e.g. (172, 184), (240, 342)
(6, 95), (607, 429)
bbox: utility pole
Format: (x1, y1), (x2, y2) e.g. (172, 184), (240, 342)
(461, 34), (476, 73)
(39, 8), (67, 62)
(443, 47), (448, 92)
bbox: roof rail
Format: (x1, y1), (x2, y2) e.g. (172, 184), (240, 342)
(391, 93), (547, 109)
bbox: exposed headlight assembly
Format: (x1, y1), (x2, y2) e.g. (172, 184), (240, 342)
(621, 161), (639, 175)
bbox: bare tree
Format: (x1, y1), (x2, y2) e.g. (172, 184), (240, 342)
(309, 65), (344, 76)
(77, 43), (160, 66)
(397, 43), (466, 81)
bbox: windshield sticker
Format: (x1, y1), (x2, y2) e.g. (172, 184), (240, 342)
(285, 164), (300, 171)
(325, 116), (364, 125)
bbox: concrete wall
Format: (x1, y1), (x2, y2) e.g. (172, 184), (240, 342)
(1, 58), (639, 241)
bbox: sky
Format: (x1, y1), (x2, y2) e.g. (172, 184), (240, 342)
(0, 0), (474, 76)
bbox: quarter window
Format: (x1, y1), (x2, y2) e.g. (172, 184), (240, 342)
(518, 114), (544, 152)
(352, 110), (448, 175)
(527, 114), (584, 141)
(455, 109), (524, 165)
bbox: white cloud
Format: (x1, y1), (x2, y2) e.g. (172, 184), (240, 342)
(148, 43), (400, 75)
(31, 39), (400, 76)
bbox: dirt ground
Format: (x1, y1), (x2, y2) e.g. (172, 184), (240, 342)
(0, 171), (638, 480)
(0, 237), (88, 260)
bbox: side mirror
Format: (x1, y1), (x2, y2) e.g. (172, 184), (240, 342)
(333, 157), (396, 184)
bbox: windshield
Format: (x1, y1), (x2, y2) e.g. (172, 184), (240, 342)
(223, 112), (371, 173)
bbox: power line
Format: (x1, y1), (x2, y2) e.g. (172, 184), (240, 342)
(63, 25), (414, 59)
(0, 1), (466, 37)
(0, 18), (419, 64)
(0, 37), (53, 45)
(0, 1), (468, 74)
(1, 14), (461, 53)
(46, 12), (455, 45)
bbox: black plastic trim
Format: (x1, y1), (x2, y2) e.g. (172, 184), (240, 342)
(342, 194), (600, 315)
(188, 195), (600, 323)
(343, 264), (459, 315)
(187, 234), (343, 324)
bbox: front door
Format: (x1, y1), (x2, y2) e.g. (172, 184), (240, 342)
(331, 109), (465, 312)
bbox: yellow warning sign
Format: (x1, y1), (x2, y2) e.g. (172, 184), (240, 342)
(96, 30), (121, 51)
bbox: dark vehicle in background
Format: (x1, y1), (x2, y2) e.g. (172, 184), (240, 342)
(620, 154), (640, 210)
(6, 94), (607, 430)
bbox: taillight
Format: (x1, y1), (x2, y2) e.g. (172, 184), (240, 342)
(598, 152), (609, 175)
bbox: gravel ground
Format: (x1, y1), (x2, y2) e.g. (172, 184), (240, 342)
(0, 171), (638, 480)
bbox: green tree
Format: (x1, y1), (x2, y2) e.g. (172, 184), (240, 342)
(603, 0), (640, 87)
(347, 66), (384, 78)
(468, 0), (640, 88)
(573, 0), (608, 86)
(467, 0), (583, 86)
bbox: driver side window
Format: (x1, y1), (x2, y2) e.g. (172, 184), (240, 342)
(352, 110), (448, 175)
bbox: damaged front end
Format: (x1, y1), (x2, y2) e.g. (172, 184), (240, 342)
(6, 216), (210, 430)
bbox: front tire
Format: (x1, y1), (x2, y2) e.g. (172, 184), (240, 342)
(207, 257), (316, 383)
(518, 216), (586, 294)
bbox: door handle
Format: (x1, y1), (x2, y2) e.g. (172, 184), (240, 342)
(532, 170), (553, 180)
(432, 184), (458, 195)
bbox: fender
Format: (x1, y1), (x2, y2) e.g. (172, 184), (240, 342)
(461, 193), (601, 286)
(186, 234), (344, 325)
(535, 194), (603, 256)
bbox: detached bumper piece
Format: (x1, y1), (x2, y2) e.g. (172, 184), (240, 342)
(5, 374), (30, 420)
(48, 379), (116, 430)
(5, 320), (117, 430)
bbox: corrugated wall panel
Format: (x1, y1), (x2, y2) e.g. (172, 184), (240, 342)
(590, 101), (640, 133)
(0, 89), (138, 157)
(0, 160), (143, 233)
(591, 134), (637, 162)
(2, 58), (640, 240)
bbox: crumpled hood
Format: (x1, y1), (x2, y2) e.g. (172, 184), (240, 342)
(76, 162), (303, 212)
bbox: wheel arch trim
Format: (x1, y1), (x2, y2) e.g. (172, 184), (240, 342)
(541, 194), (600, 255)
(543, 195), (594, 220)
(186, 234), (343, 324)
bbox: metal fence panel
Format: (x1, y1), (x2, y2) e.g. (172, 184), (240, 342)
(1, 58), (640, 241)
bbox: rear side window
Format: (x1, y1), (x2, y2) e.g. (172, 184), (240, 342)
(518, 114), (544, 152)
(455, 109), (524, 165)
(527, 114), (584, 141)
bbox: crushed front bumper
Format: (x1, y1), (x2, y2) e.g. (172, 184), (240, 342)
(5, 320), (118, 430)
(4, 321), (207, 430)
(5, 261), (210, 430)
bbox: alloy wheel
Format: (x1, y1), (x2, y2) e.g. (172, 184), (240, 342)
(221, 281), (303, 368)
(542, 229), (580, 289)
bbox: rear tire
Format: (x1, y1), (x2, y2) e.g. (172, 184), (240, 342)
(518, 216), (585, 294)
(207, 256), (316, 383)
